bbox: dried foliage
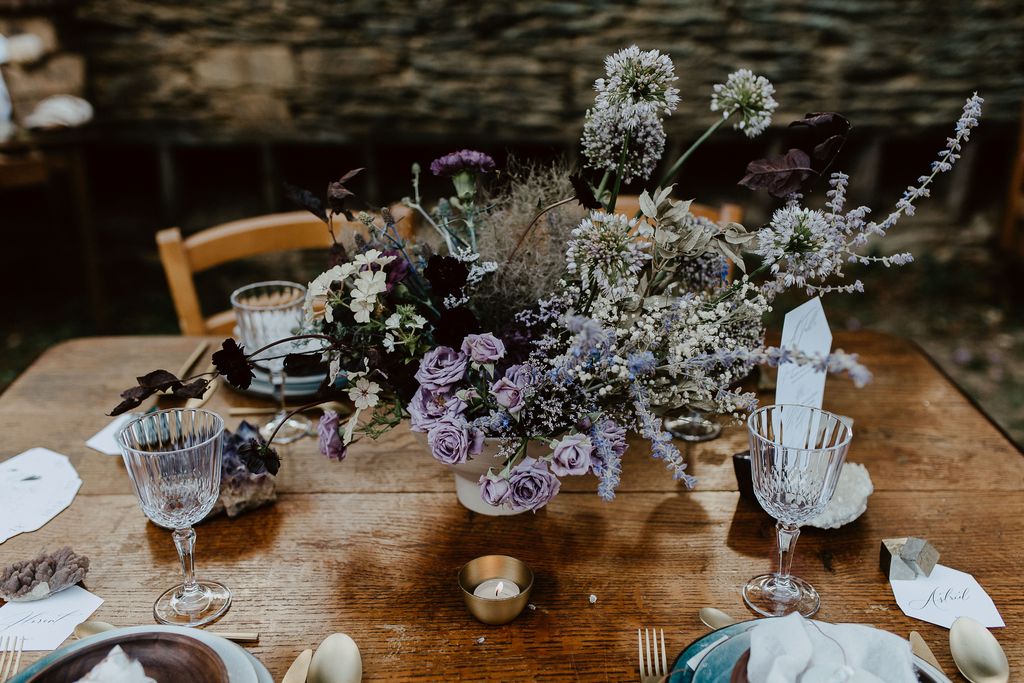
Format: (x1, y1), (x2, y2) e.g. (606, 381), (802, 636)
(474, 158), (585, 331)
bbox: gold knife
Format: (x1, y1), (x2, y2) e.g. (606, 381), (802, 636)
(910, 631), (944, 672)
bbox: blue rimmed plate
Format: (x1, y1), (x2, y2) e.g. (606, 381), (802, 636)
(668, 619), (951, 683)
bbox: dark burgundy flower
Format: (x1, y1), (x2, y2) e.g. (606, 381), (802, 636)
(424, 255), (469, 299)
(434, 306), (481, 348)
(382, 249), (411, 292)
(430, 149), (496, 177)
(212, 338), (255, 389)
(237, 439), (281, 476)
(569, 173), (602, 210)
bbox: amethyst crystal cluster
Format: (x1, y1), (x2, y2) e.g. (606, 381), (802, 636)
(208, 421), (277, 519)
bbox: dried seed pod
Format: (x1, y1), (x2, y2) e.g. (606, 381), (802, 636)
(0, 546), (89, 602)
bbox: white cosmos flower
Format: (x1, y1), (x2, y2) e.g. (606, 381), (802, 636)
(383, 333), (396, 352)
(354, 270), (387, 297)
(409, 314), (427, 329)
(353, 249), (396, 268)
(385, 312), (402, 329)
(348, 378), (380, 409)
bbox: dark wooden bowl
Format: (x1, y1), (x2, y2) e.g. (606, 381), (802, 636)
(730, 650), (751, 683)
(22, 632), (228, 683)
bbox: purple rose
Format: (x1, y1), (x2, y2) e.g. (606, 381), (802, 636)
(550, 433), (593, 477)
(504, 363), (538, 388)
(415, 346), (468, 392)
(479, 473), (511, 507)
(408, 386), (466, 433)
(507, 457), (561, 512)
(317, 409), (347, 461)
(461, 333), (506, 364)
(426, 415), (482, 466)
(490, 377), (524, 414)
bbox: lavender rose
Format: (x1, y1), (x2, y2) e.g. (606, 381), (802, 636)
(427, 415), (483, 466)
(461, 333), (506, 364)
(490, 377), (524, 414)
(317, 409), (346, 461)
(550, 433), (593, 477)
(414, 346), (468, 392)
(479, 473), (511, 507)
(504, 363), (538, 388)
(508, 457), (562, 512)
(408, 386), (466, 433)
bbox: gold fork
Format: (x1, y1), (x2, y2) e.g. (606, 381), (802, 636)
(638, 628), (667, 682)
(0, 635), (24, 682)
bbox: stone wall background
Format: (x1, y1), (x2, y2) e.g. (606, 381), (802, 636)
(70, 0), (1024, 144)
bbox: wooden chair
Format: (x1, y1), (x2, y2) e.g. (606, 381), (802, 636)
(157, 206), (416, 335)
(613, 195), (743, 225)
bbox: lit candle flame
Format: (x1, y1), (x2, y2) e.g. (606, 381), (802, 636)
(495, 581), (504, 597)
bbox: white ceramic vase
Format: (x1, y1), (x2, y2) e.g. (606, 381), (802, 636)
(414, 432), (546, 516)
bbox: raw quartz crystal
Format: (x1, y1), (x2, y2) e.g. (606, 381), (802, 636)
(806, 462), (874, 529)
(0, 546), (89, 602)
(74, 646), (156, 683)
(207, 421), (277, 519)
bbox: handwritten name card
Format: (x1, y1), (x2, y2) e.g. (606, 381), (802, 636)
(890, 564), (1003, 629)
(0, 585), (104, 650)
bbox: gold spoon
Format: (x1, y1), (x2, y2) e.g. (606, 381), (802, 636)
(282, 649), (313, 683)
(949, 616), (1009, 683)
(909, 631), (944, 673)
(74, 620), (259, 644)
(698, 607), (738, 630)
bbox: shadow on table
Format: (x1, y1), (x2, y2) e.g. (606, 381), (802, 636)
(142, 505), (283, 564)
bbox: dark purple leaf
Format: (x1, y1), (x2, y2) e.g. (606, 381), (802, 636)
(172, 378), (210, 399)
(569, 173), (602, 210)
(327, 168), (364, 219)
(283, 353), (326, 377)
(284, 183), (328, 223)
(738, 149), (815, 198)
(212, 338), (254, 389)
(788, 112), (851, 171)
(137, 369), (181, 392)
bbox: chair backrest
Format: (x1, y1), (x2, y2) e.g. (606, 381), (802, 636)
(156, 206), (416, 335)
(613, 195), (744, 225)
(614, 195), (745, 281)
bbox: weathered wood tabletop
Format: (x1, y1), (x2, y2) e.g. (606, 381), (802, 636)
(1, 331), (1021, 681)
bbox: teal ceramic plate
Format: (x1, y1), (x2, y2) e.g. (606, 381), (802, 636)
(669, 619), (951, 683)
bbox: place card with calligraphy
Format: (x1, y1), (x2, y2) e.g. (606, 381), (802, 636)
(776, 297), (832, 446)
(890, 564), (1004, 629)
(0, 584), (104, 650)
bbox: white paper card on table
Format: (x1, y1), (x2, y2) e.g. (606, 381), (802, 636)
(0, 585), (104, 650)
(775, 297), (832, 447)
(890, 564), (1004, 629)
(0, 448), (82, 544)
(86, 413), (135, 456)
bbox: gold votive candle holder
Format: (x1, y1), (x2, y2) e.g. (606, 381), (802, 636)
(458, 555), (534, 625)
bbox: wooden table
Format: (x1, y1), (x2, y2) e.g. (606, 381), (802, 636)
(2, 331), (1022, 680)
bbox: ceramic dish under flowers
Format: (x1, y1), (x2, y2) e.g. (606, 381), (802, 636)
(668, 620), (950, 683)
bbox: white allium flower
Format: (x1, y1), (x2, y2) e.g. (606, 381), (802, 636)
(710, 69), (778, 138)
(756, 207), (843, 290)
(594, 45), (680, 127)
(348, 378), (380, 410)
(565, 212), (650, 300)
(581, 106), (666, 183)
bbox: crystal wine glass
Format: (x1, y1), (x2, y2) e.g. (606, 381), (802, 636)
(118, 408), (232, 626)
(743, 404), (852, 617)
(230, 280), (311, 443)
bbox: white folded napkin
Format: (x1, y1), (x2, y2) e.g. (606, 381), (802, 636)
(747, 613), (916, 683)
(74, 645), (156, 683)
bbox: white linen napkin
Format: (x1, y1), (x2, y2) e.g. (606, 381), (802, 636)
(74, 645), (156, 683)
(747, 613), (916, 683)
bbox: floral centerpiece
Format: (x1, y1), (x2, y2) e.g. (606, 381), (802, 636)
(112, 46), (984, 514)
